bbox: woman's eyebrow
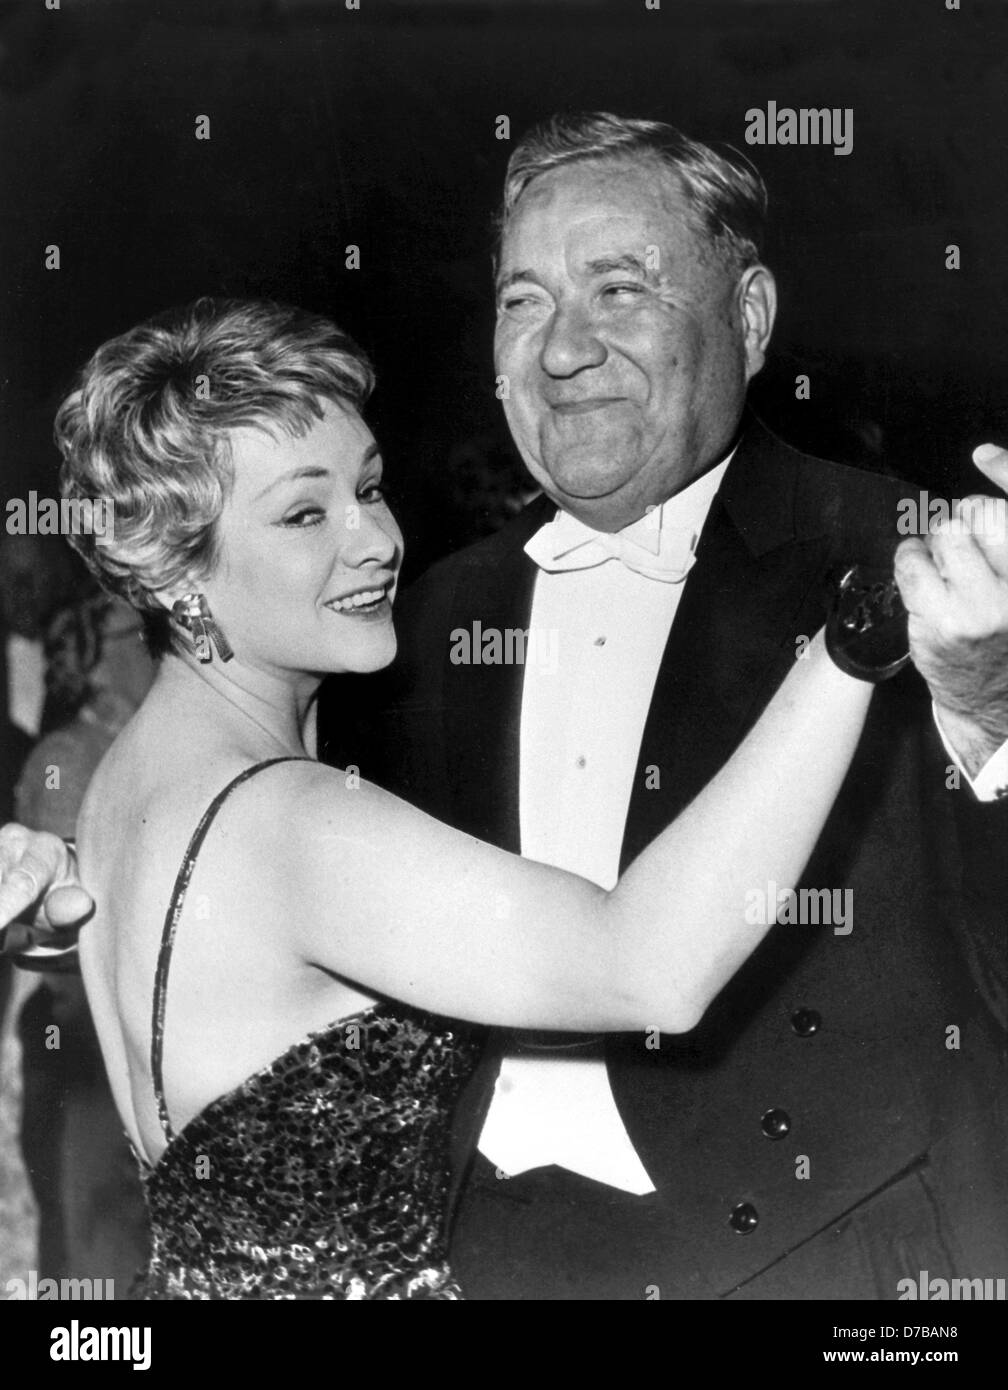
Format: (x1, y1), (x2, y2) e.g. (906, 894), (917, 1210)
(255, 445), (381, 501)
(254, 465), (330, 501)
(358, 458), (384, 482)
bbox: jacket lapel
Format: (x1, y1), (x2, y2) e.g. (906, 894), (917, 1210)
(620, 419), (833, 871)
(440, 495), (555, 854)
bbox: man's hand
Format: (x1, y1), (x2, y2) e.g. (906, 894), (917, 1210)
(895, 443), (1008, 778)
(0, 823), (95, 961)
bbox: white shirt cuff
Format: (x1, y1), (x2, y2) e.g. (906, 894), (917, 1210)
(933, 701), (1008, 801)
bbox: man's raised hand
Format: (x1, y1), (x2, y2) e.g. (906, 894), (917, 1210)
(895, 443), (1008, 777)
(0, 823), (94, 960)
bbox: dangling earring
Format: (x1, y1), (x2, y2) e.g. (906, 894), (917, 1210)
(171, 593), (234, 664)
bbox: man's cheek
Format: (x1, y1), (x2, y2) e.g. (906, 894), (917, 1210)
(493, 323), (521, 370)
(502, 391), (537, 439)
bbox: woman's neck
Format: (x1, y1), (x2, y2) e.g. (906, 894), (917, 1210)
(153, 651), (321, 760)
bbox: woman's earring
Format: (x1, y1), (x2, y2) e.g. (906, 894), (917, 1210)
(171, 593), (234, 664)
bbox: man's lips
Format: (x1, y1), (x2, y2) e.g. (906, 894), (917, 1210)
(548, 397), (628, 415)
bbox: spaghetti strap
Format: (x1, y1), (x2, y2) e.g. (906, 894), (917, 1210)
(150, 757), (309, 1141)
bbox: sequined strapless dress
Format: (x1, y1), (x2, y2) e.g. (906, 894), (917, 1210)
(132, 759), (483, 1300)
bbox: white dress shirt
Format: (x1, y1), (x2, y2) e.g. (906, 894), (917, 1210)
(934, 704), (1008, 800)
(477, 458), (732, 1193)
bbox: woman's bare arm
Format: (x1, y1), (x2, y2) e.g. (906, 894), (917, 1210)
(267, 630), (871, 1034)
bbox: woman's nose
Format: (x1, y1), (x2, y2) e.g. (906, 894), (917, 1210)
(341, 506), (400, 570)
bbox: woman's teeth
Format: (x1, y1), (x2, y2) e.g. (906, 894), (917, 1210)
(328, 589), (387, 612)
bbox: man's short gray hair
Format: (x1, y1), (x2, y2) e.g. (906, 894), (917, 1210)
(499, 111), (768, 277)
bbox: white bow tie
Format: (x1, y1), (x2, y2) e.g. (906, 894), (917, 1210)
(524, 509), (700, 584)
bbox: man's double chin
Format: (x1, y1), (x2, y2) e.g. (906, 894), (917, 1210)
(559, 487), (651, 533)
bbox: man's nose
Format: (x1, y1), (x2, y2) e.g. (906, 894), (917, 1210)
(538, 303), (607, 377)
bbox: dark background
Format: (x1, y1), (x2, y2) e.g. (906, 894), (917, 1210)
(2, 0), (1007, 578)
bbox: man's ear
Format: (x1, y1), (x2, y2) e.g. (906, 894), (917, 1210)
(737, 264), (777, 381)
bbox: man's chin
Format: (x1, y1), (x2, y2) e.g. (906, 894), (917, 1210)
(532, 455), (647, 525)
(537, 452), (640, 504)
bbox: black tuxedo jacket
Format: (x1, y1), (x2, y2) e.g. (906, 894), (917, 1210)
(318, 417), (1008, 1298)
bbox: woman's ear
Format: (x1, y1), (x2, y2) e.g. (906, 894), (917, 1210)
(152, 581), (201, 615)
(151, 588), (183, 614)
(159, 588), (234, 664)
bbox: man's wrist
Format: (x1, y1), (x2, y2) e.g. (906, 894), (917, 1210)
(935, 703), (1008, 783)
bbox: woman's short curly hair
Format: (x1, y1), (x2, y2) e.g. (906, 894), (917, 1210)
(55, 297), (374, 656)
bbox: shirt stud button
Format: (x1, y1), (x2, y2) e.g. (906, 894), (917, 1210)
(594, 635), (607, 646)
(729, 1202), (759, 1234)
(790, 1007), (822, 1037)
(761, 1108), (791, 1139)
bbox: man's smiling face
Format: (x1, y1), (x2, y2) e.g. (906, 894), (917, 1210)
(494, 157), (774, 531)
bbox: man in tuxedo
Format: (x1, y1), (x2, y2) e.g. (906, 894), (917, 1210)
(320, 112), (1008, 1299)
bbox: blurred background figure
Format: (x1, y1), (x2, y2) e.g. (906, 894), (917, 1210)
(1, 563), (154, 1295)
(1, 532), (78, 743)
(1, 532), (78, 1286)
(0, 609), (34, 1286)
(440, 430), (540, 547)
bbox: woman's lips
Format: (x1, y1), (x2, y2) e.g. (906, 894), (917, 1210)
(325, 588), (393, 621)
(328, 597), (391, 622)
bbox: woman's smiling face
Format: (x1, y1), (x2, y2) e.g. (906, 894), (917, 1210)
(200, 400), (403, 679)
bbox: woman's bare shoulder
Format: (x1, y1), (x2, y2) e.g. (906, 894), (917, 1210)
(241, 756), (426, 850)
(226, 757), (361, 856)
(77, 714), (262, 877)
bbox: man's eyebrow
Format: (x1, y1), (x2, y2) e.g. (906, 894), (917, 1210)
(584, 253), (652, 278)
(254, 444), (381, 501)
(495, 254), (656, 298)
(495, 268), (545, 297)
